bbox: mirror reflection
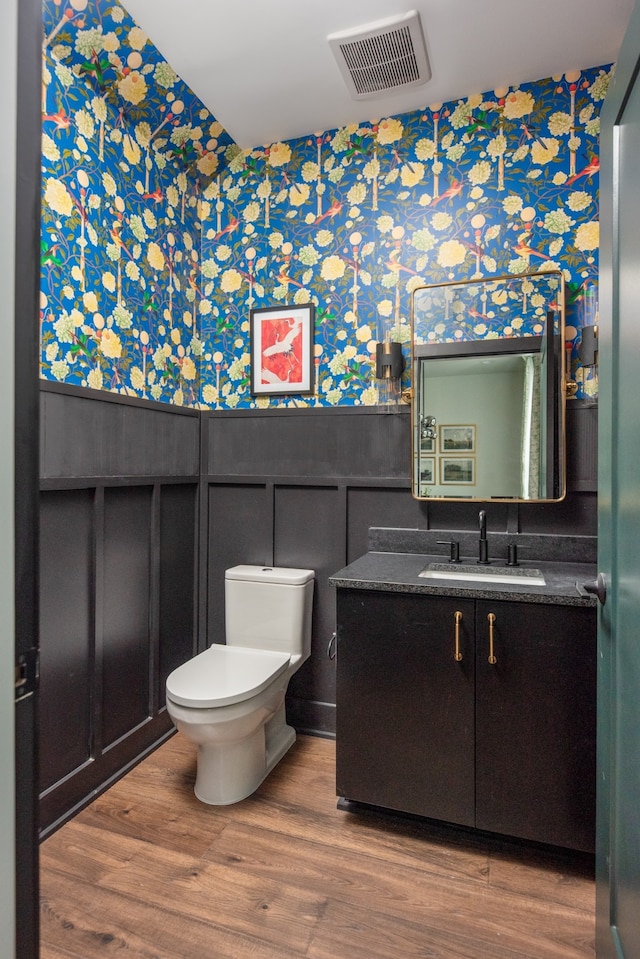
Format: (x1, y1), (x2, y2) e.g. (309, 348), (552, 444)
(411, 271), (565, 502)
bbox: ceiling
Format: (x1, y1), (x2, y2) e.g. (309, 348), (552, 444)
(121, 0), (634, 149)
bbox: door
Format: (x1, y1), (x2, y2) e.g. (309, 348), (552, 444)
(597, 1), (640, 954)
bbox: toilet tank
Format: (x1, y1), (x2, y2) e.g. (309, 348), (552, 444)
(225, 565), (314, 661)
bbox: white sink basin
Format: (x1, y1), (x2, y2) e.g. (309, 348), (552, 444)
(419, 563), (546, 587)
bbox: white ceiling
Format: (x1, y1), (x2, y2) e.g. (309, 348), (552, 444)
(122, 0), (634, 149)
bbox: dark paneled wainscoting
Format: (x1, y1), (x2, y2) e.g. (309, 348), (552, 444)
(39, 386), (597, 831)
(39, 384), (199, 836)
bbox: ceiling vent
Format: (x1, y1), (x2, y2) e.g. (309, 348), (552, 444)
(328, 10), (431, 100)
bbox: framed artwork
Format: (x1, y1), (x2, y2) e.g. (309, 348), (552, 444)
(419, 457), (435, 484)
(440, 457), (476, 485)
(250, 303), (315, 395)
(440, 424), (476, 453)
(420, 435), (435, 453)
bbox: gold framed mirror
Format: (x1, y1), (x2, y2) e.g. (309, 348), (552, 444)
(411, 270), (565, 502)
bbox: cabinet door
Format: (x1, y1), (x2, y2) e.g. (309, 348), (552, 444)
(475, 600), (596, 851)
(336, 590), (475, 825)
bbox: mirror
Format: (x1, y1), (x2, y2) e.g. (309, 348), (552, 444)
(411, 270), (565, 502)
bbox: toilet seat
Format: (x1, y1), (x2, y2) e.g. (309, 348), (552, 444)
(166, 644), (290, 709)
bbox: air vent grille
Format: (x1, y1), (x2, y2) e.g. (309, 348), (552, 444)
(329, 11), (430, 100)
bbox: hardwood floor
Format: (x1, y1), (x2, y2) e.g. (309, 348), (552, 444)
(40, 733), (595, 959)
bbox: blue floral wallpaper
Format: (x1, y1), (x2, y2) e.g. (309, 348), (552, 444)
(41, 0), (236, 404)
(41, 0), (609, 408)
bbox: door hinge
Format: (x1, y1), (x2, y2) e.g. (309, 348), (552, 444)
(15, 648), (39, 703)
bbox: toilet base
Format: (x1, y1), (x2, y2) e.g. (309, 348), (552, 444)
(193, 704), (296, 805)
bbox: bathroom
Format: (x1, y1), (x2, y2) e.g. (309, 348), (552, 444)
(13, 0), (637, 955)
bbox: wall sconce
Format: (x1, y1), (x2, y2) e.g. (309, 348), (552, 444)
(375, 341), (406, 407)
(577, 324), (598, 369)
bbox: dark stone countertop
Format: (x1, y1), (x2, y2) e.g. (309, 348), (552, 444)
(329, 550), (598, 607)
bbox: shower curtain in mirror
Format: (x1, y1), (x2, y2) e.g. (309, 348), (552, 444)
(521, 355), (542, 498)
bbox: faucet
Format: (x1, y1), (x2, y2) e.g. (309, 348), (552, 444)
(478, 510), (490, 565)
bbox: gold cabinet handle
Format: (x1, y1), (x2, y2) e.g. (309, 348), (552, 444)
(454, 610), (463, 662)
(487, 612), (497, 664)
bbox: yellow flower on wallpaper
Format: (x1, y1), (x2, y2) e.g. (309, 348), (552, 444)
(268, 142), (292, 167)
(531, 138), (560, 165)
(400, 163), (425, 187)
(437, 240), (467, 268)
(87, 369), (103, 390)
(127, 26), (148, 50)
(575, 221), (600, 251)
(118, 71), (148, 105)
(99, 329), (122, 359)
(321, 255), (346, 281)
(44, 178), (73, 217)
(376, 118), (404, 144)
(147, 242), (165, 271)
(123, 135), (141, 164)
(290, 183), (310, 206)
(181, 357), (197, 380)
(42, 133), (60, 162)
(220, 269), (243, 293)
(548, 112), (574, 136)
(502, 89), (535, 119)
(83, 291), (98, 311)
(197, 152), (219, 177)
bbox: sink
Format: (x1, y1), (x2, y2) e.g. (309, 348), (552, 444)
(419, 562), (546, 587)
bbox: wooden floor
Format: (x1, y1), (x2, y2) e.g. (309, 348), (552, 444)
(40, 733), (595, 959)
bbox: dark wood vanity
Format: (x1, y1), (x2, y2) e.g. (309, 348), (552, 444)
(331, 544), (597, 854)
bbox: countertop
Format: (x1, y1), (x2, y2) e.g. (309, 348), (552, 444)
(329, 551), (598, 607)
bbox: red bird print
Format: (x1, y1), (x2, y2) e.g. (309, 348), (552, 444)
(314, 200), (342, 224)
(566, 156), (600, 186)
(430, 180), (463, 206)
(42, 108), (71, 131)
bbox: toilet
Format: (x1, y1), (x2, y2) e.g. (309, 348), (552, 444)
(165, 565), (314, 805)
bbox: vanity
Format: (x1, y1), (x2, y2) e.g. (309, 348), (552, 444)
(330, 530), (597, 854)
(329, 270), (598, 854)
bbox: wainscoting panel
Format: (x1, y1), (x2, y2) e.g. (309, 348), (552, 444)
(205, 406), (411, 480)
(159, 484), (198, 697)
(274, 485), (347, 712)
(102, 486), (154, 748)
(39, 489), (94, 792)
(41, 382), (199, 480)
(206, 483), (273, 648)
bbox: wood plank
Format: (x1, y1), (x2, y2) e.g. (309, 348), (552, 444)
(40, 734), (595, 959)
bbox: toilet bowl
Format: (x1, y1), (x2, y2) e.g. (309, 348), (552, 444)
(165, 565), (314, 805)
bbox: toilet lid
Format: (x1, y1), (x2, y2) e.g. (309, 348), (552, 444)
(166, 645), (290, 708)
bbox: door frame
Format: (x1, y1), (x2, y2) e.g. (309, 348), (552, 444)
(597, 1), (640, 954)
(11, 0), (42, 955)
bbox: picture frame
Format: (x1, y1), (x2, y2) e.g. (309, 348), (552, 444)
(250, 303), (315, 395)
(420, 435), (435, 453)
(440, 424), (476, 454)
(419, 457), (435, 484)
(440, 457), (476, 485)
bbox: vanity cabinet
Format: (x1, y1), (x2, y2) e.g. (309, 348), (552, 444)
(335, 588), (596, 852)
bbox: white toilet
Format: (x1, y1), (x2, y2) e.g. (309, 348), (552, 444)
(165, 564), (314, 805)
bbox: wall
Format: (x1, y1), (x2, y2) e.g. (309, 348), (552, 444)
(40, 0), (234, 405)
(40, 2), (609, 411)
(200, 68), (608, 408)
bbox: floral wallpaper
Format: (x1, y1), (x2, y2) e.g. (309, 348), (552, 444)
(40, 0), (609, 409)
(40, 0), (235, 404)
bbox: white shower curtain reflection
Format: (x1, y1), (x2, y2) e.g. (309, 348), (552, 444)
(521, 355), (542, 498)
